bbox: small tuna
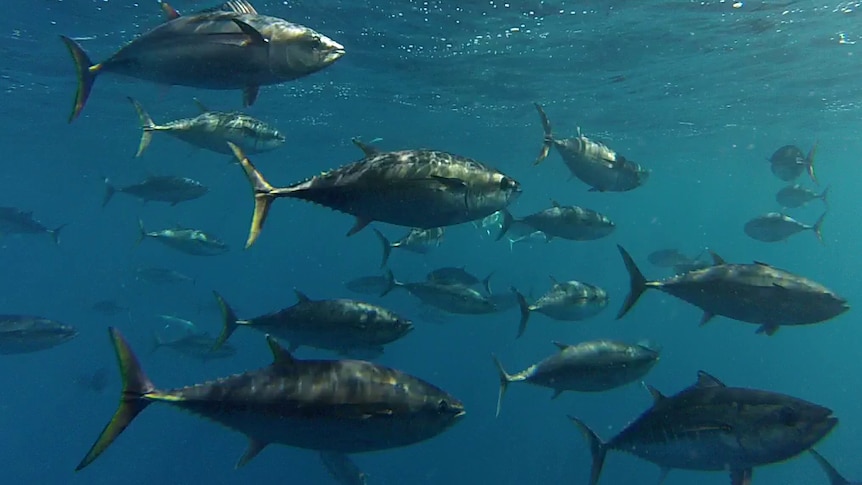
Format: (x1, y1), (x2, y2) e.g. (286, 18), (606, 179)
(134, 267), (195, 285)
(151, 330), (237, 361)
(617, 245), (849, 335)
(776, 184), (829, 209)
(103, 175), (208, 207)
(571, 371), (836, 485)
(129, 97), (285, 157)
(502, 201), (614, 242)
(647, 248), (698, 268)
(60, 0), (345, 122)
(769, 144), (817, 184)
(212, 290), (413, 358)
(319, 452), (368, 485)
(809, 449), (860, 485)
(373, 227), (444, 267)
(382, 271), (497, 315)
(136, 219), (229, 256)
(534, 104), (649, 192)
(426, 267), (493, 295)
(75, 328), (464, 470)
(0, 315), (78, 354)
(744, 212), (826, 244)
(229, 138), (520, 247)
(512, 279), (608, 337)
(492, 340), (659, 416)
(476, 210), (549, 251)
(0, 207), (65, 244)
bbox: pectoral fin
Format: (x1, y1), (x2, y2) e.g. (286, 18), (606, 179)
(232, 19), (268, 46)
(235, 438), (268, 468)
(243, 85), (260, 107)
(730, 468), (753, 485)
(346, 217), (372, 237)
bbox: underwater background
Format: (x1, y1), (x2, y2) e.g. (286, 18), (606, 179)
(2, 0), (860, 483)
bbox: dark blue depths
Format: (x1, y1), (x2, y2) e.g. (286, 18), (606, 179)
(2, 1), (861, 484)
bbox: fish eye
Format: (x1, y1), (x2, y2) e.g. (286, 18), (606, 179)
(437, 399), (450, 413)
(777, 406), (798, 426)
(499, 177), (514, 190)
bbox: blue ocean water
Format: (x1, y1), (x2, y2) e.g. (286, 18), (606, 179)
(2, 0), (859, 483)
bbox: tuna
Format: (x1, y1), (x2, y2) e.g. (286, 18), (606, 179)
(477, 210), (549, 251)
(128, 97), (284, 156)
(534, 104), (649, 192)
(319, 452), (368, 485)
(744, 212), (826, 244)
(229, 139), (520, 247)
(492, 340), (660, 416)
(426, 267), (493, 295)
(0, 315), (78, 354)
(344, 275), (391, 297)
(134, 267), (195, 285)
(0, 207), (65, 244)
(503, 201), (614, 241)
(136, 220), (229, 256)
(103, 175), (208, 207)
(570, 371), (836, 485)
(776, 184), (829, 209)
(60, 0), (344, 122)
(212, 290), (413, 358)
(512, 279), (608, 337)
(617, 245), (849, 335)
(382, 271), (497, 315)
(769, 144), (817, 184)
(373, 227), (444, 267)
(75, 328), (464, 470)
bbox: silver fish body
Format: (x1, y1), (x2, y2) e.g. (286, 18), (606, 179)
(493, 340), (660, 416)
(137, 220), (229, 256)
(383, 272), (496, 315)
(744, 212), (825, 243)
(770, 144), (817, 184)
(512, 280), (608, 337)
(103, 176), (208, 207)
(776, 184), (829, 209)
(0, 315), (78, 354)
(0, 207), (65, 244)
(515, 203), (614, 241)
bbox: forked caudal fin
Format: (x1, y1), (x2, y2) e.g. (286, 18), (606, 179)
(128, 97), (158, 158)
(533, 103), (554, 165)
(372, 228), (392, 268)
(49, 224), (67, 245)
(227, 142), (277, 248)
(812, 211), (826, 245)
(616, 245), (650, 320)
(805, 143), (819, 185)
(60, 36), (101, 123)
(568, 417), (608, 485)
(491, 354), (513, 418)
(76, 327), (156, 471)
(511, 287), (530, 338)
(212, 290), (241, 351)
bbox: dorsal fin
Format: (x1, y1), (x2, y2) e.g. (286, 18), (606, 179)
(754, 261), (772, 267)
(548, 275), (558, 285)
(709, 251), (727, 266)
(551, 341), (570, 351)
(161, 2), (181, 20)
(352, 138), (380, 156)
(192, 98), (210, 113)
(550, 199), (561, 208)
(644, 383), (665, 403)
(265, 335), (295, 366)
(695, 370), (726, 388)
(294, 290), (311, 303)
(222, 0), (258, 14)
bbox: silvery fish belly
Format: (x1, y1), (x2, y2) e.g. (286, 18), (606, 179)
(0, 315), (78, 354)
(570, 371), (836, 485)
(533, 281), (609, 320)
(520, 204), (615, 241)
(214, 291), (413, 357)
(402, 282), (497, 315)
(140, 224), (230, 256)
(75, 329), (465, 471)
(743, 212), (823, 243)
(231, 142), (521, 247)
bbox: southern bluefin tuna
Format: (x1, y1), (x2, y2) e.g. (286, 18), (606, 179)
(744, 212), (826, 244)
(60, 0), (345, 122)
(0, 207), (65, 244)
(344, 275), (391, 297)
(319, 452), (368, 485)
(502, 201), (615, 242)
(426, 267), (493, 295)
(129, 97), (284, 156)
(136, 220), (229, 256)
(512, 279), (608, 337)
(382, 271), (497, 315)
(617, 245), (848, 335)
(534, 104), (649, 192)
(229, 138), (521, 247)
(103, 176), (208, 207)
(769, 144), (817, 184)
(570, 371), (836, 485)
(809, 449), (860, 485)
(776, 184), (829, 209)
(492, 340), (659, 416)
(212, 290), (413, 358)
(373, 227), (444, 267)
(75, 328), (464, 470)
(0, 315), (78, 354)
(134, 266), (195, 285)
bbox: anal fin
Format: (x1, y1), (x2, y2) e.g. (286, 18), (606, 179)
(346, 217), (372, 237)
(235, 437), (268, 468)
(243, 85), (260, 107)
